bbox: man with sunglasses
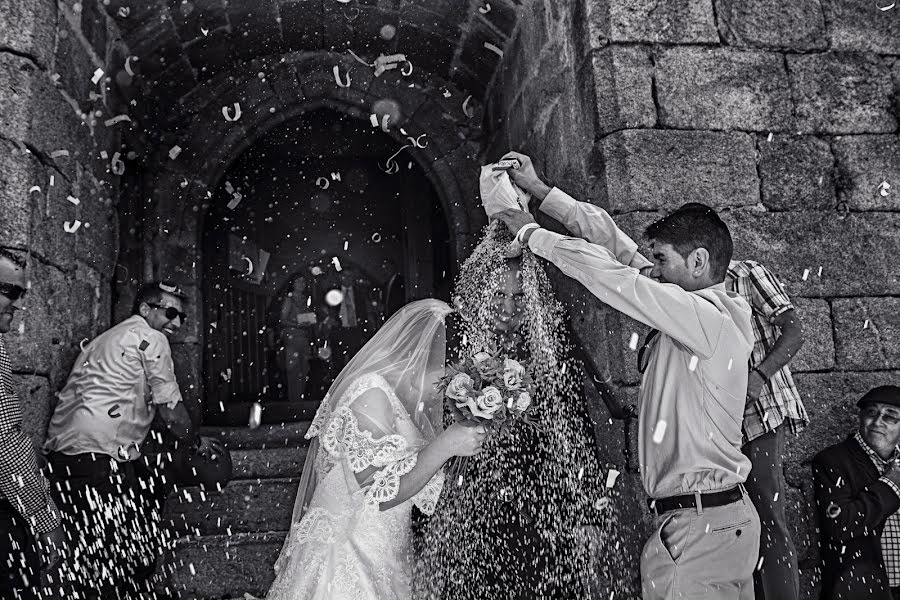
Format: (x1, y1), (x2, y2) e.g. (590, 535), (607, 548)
(0, 249), (64, 599)
(496, 151), (759, 600)
(44, 281), (222, 598)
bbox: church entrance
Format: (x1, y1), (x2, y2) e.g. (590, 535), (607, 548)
(200, 108), (452, 426)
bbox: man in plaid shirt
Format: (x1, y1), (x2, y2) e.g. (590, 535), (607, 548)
(0, 249), (64, 599)
(726, 259), (809, 600)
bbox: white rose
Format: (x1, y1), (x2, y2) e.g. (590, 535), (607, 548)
(514, 391), (532, 412)
(446, 373), (474, 402)
(502, 358), (526, 389)
(467, 386), (504, 419)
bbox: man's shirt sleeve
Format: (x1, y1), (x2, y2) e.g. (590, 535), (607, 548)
(746, 261), (794, 322)
(138, 331), (184, 409)
(528, 229), (728, 359)
(0, 376), (62, 534)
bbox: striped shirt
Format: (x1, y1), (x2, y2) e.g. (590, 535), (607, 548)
(726, 260), (809, 443)
(854, 431), (900, 586)
(0, 336), (61, 534)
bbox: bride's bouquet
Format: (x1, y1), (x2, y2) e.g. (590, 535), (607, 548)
(435, 343), (539, 482)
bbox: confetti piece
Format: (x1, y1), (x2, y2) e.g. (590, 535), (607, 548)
(91, 68), (104, 84)
(63, 220), (81, 233)
(110, 152), (125, 175)
(28, 186), (41, 194)
(222, 103), (242, 122)
(332, 65), (351, 88)
(381, 114), (391, 132)
(727, 358), (733, 371)
(773, 492), (779, 502)
(826, 502), (841, 518)
(316, 176), (330, 189)
(249, 403), (262, 429)
(369, 113), (380, 127)
(605, 468), (620, 488)
(817, 266), (823, 277)
(227, 194), (242, 210)
(756, 557), (764, 571)
(479, 3), (491, 13)
(371, 232), (382, 243)
(331, 172), (342, 181)
(442, 89), (452, 98)
(688, 355), (698, 371)
(876, 0), (895, 10)
(201, 27), (209, 36)
(373, 53), (408, 76)
(50, 149), (70, 158)
(332, 257), (342, 271)
(400, 60), (413, 76)
(462, 95), (474, 118)
(484, 42), (503, 57)
(169, 145), (182, 160)
(66, 195), (80, 205)
(628, 332), (639, 351)
(878, 181), (891, 197)
(864, 319), (870, 329)
(343, 240), (349, 251)
(652, 420), (667, 444)
(801, 268), (809, 281)
(104, 115), (132, 126)
(117, 6), (130, 17)
(242, 256), (254, 275)
(457, 475), (463, 487)
(766, 132), (773, 142)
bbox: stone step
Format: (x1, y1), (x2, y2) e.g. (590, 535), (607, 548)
(162, 532), (285, 599)
(200, 422), (313, 450)
(166, 478), (298, 536)
(231, 446), (308, 480)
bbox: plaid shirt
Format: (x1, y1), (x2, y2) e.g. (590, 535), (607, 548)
(726, 260), (809, 443)
(854, 432), (900, 586)
(0, 336), (61, 534)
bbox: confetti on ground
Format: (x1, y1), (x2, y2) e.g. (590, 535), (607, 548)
(63, 220), (81, 233)
(864, 319), (870, 329)
(801, 268), (809, 281)
(652, 420), (667, 444)
(222, 103), (242, 121)
(66, 195), (80, 205)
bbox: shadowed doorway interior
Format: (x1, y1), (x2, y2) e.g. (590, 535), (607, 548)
(201, 108), (452, 426)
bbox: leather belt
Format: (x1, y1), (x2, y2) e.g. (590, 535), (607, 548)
(648, 485), (743, 514)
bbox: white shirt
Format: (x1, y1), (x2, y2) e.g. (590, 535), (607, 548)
(528, 188), (754, 498)
(44, 315), (183, 461)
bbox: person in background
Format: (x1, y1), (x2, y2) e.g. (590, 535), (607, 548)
(814, 385), (900, 600)
(0, 248), (64, 599)
(44, 281), (223, 599)
(274, 274), (316, 403)
(725, 257), (808, 600)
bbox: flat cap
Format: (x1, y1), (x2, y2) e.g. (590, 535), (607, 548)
(857, 385), (900, 409)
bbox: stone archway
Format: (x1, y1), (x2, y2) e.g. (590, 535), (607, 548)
(133, 50), (485, 415)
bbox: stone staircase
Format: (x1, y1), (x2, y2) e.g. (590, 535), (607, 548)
(158, 423), (312, 599)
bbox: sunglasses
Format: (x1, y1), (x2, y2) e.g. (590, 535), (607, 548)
(0, 282), (27, 302)
(147, 303), (187, 323)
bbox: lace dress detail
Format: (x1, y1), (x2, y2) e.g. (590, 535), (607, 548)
(263, 372), (444, 600)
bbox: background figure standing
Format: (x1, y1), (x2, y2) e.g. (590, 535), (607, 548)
(43, 281), (222, 599)
(814, 386), (900, 600)
(0, 249), (64, 599)
(726, 258), (808, 600)
(273, 274), (316, 403)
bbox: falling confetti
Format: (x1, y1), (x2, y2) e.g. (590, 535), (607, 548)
(864, 319), (870, 329)
(63, 220), (81, 233)
(606, 469), (620, 488)
(628, 332), (639, 351)
(66, 195), (80, 205)
(222, 103), (242, 121)
(168, 145), (182, 160)
(104, 115), (132, 126)
(110, 152), (125, 175)
(688, 355), (699, 371)
(652, 420), (667, 444)
(479, 2), (492, 13)
(483, 42), (503, 57)
(332, 65), (351, 88)
(875, 0), (895, 10)
(249, 402), (263, 429)
(91, 68), (104, 84)
(801, 268), (809, 281)
(877, 181), (891, 197)
(462, 95), (474, 118)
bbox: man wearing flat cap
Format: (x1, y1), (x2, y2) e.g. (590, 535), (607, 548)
(814, 385), (900, 600)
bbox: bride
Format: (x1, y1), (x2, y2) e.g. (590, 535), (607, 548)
(260, 299), (485, 600)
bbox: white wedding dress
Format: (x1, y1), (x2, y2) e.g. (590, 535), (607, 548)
(264, 372), (444, 600)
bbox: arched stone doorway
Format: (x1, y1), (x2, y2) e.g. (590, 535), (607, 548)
(200, 107), (453, 425)
(127, 52), (484, 422)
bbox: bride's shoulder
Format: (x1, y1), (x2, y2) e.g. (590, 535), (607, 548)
(343, 373), (394, 403)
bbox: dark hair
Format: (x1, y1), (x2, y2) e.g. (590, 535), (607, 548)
(0, 248), (26, 269)
(644, 203), (733, 282)
(132, 281), (188, 315)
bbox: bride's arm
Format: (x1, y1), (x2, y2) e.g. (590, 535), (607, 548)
(349, 388), (483, 512)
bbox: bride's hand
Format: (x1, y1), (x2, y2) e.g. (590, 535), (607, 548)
(442, 422), (487, 457)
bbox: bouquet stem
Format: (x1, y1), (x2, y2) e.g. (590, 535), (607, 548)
(449, 456), (469, 486)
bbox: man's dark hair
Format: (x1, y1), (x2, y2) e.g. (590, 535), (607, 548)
(0, 248), (27, 269)
(132, 281), (188, 315)
(644, 202), (733, 282)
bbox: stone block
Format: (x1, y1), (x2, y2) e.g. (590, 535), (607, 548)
(832, 297), (900, 371)
(123, 15), (184, 83)
(791, 298), (835, 372)
(821, 0), (900, 54)
(785, 371), (900, 466)
(757, 134), (836, 211)
(726, 210), (900, 297)
(832, 134), (900, 211)
(230, 447), (308, 480)
(655, 47), (792, 132)
(227, 0), (286, 61)
(585, 0), (718, 46)
(598, 130), (760, 213)
(787, 53), (896, 135)
(11, 374), (51, 449)
(74, 188), (118, 277)
(170, 0), (228, 44)
(171, 342), (202, 420)
(79, 0), (109, 59)
(588, 45), (656, 136)
(715, 0), (827, 51)
(322, 3), (396, 56)
(278, 1), (323, 51)
(0, 0), (58, 67)
(785, 480), (818, 563)
(0, 141), (44, 250)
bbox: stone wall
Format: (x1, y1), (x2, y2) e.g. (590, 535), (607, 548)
(0, 1), (122, 445)
(486, 0), (900, 597)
